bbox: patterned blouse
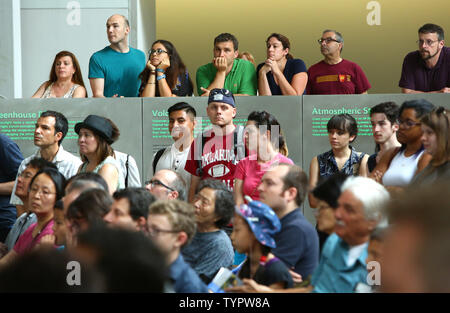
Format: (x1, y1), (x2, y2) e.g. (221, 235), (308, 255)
(317, 146), (366, 179)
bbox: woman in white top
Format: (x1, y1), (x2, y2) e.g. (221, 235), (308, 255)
(371, 99), (434, 193)
(32, 51), (87, 98)
(75, 115), (124, 194)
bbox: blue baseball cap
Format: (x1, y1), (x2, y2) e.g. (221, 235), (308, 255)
(235, 201), (281, 248)
(208, 88), (236, 108)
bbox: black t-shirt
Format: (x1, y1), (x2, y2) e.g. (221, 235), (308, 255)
(155, 70), (193, 97)
(257, 58), (307, 95)
(238, 257), (293, 288)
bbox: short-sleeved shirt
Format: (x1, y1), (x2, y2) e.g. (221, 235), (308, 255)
(13, 221), (54, 255)
(234, 153), (293, 201)
(196, 58), (257, 95)
(169, 254), (209, 293)
(272, 209), (320, 279)
(181, 230), (234, 283)
(256, 58), (307, 95)
(238, 257), (294, 288)
(306, 59), (371, 94)
(317, 146), (366, 179)
(10, 146), (82, 205)
(89, 46), (146, 97)
(185, 128), (244, 191)
(311, 233), (368, 293)
(0, 134), (23, 229)
(4, 212), (37, 251)
(399, 46), (450, 92)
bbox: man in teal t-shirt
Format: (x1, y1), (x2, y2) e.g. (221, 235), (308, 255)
(89, 14), (145, 98)
(196, 33), (257, 97)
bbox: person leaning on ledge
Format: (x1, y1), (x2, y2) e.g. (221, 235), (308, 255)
(399, 23), (450, 94)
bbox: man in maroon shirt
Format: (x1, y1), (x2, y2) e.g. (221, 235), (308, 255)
(399, 23), (450, 94)
(306, 30), (371, 95)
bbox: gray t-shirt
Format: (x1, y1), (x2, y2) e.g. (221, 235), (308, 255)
(181, 230), (234, 283)
(3, 212), (37, 251)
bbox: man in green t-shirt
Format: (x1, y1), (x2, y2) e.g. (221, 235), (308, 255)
(196, 33), (257, 96)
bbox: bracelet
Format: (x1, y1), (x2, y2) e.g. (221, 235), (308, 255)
(156, 68), (165, 73)
(147, 82), (156, 85)
(156, 74), (166, 81)
(150, 70), (156, 74)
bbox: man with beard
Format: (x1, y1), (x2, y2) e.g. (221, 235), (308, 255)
(399, 23), (450, 93)
(306, 29), (371, 95)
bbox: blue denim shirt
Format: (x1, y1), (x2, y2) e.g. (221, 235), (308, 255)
(311, 233), (368, 293)
(170, 254), (209, 293)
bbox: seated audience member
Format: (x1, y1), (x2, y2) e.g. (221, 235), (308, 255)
(114, 150), (141, 188)
(151, 102), (197, 193)
(411, 107), (450, 185)
(309, 114), (368, 208)
(0, 132), (23, 243)
(196, 33), (257, 96)
(1, 159), (55, 254)
(258, 33), (308, 96)
(370, 99), (435, 192)
(10, 111), (82, 213)
(258, 163), (319, 281)
(148, 200), (209, 293)
(234, 111), (293, 206)
(76, 226), (167, 292)
(0, 168), (66, 268)
(382, 183), (450, 292)
(306, 29), (371, 95)
(309, 176), (389, 293)
(399, 23), (450, 94)
(145, 169), (186, 201)
(367, 102), (401, 173)
(228, 201), (293, 291)
(238, 52), (256, 67)
(311, 172), (348, 253)
(182, 179), (235, 284)
(32, 51), (87, 98)
(75, 115), (125, 193)
(104, 188), (155, 233)
(139, 39), (193, 97)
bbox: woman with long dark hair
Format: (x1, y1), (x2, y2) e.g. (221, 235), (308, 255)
(139, 40), (193, 97)
(257, 33), (308, 96)
(32, 50), (87, 98)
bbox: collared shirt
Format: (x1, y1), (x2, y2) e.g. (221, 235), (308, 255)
(4, 212), (37, 251)
(169, 254), (209, 293)
(311, 233), (368, 293)
(317, 146), (366, 179)
(10, 145), (82, 205)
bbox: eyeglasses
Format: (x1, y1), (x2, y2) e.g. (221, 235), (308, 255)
(19, 171), (34, 179)
(318, 38), (340, 45)
(29, 185), (56, 197)
(148, 225), (179, 237)
(149, 48), (168, 55)
(416, 39), (439, 47)
(398, 119), (421, 129)
(144, 179), (175, 192)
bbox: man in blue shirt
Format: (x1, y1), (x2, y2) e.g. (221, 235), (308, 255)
(148, 199), (208, 293)
(89, 14), (145, 97)
(0, 133), (23, 242)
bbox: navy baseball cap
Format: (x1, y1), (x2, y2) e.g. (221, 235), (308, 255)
(208, 88), (236, 107)
(235, 201), (281, 248)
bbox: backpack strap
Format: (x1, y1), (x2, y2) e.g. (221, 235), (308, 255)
(234, 125), (246, 162)
(152, 148), (166, 175)
(125, 154), (130, 187)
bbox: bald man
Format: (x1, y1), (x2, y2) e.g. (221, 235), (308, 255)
(89, 14), (146, 97)
(145, 169), (187, 201)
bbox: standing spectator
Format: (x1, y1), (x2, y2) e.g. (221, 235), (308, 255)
(89, 14), (146, 97)
(399, 23), (450, 93)
(32, 51), (87, 98)
(309, 114), (368, 208)
(306, 29), (371, 94)
(139, 40), (193, 97)
(10, 111), (82, 214)
(0, 133), (23, 242)
(234, 111), (293, 206)
(258, 33), (308, 96)
(75, 115), (124, 194)
(181, 179), (235, 284)
(196, 33), (257, 96)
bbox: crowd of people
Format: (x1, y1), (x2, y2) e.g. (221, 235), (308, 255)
(0, 14), (449, 293)
(29, 15), (449, 98)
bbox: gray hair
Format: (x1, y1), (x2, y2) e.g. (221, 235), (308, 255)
(341, 176), (390, 225)
(165, 170), (187, 201)
(323, 29), (344, 52)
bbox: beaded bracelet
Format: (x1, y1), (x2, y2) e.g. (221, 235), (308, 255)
(156, 74), (166, 81)
(156, 68), (165, 73)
